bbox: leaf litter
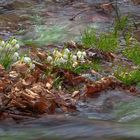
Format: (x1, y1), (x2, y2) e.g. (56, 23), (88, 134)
(0, 46), (139, 123)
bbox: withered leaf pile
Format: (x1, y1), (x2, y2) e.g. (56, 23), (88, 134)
(0, 50), (133, 121)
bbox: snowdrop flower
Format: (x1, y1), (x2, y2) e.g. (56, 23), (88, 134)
(77, 51), (86, 61)
(30, 63), (35, 70)
(13, 52), (19, 60)
(73, 61), (78, 67)
(23, 57), (31, 64)
(14, 44), (20, 50)
(58, 57), (67, 64)
(47, 56), (53, 63)
(71, 55), (77, 61)
(64, 48), (70, 54)
(63, 54), (68, 59)
(11, 39), (18, 45)
(82, 51), (86, 57)
(80, 56), (85, 61)
(77, 51), (82, 58)
(0, 40), (5, 46)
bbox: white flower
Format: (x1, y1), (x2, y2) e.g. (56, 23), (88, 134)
(63, 54), (68, 59)
(23, 57), (31, 64)
(13, 52), (19, 60)
(77, 51), (86, 61)
(82, 51), (86, 57)
(73, 61), (78, 67)
(0, 40), (5, 46)
(11, 39), (18, 45)
(58, 57), (67, 64)
(71, 55), (77, 61)
(14, 44), (20, 50)
(47, 56), (53, 63)
(80, 56), (85, 61)
(30, 63), (35, 69)
(77, 51), (82, 58)
(64, 48), (70, 54)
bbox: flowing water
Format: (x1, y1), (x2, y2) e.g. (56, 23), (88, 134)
(0, 0), (140, 139)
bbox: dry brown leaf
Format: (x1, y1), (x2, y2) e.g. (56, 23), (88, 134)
(9, 71), (19, 79)
(63, 71), (86, 85)
(33, 100), (48, 114)
(85, 76), (116, 97)
(37, 51), (47, 61)
(12, 62), (28, 74)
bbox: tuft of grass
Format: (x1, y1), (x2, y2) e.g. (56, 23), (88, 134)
(114, 66), (140, 85)
(97, 33), (118, 52)
(123, 43), (140, 65)
(73, 60), (101, 74)
(114, 16), (128, 35)
(53, 76), (64, 90)
(81, 28), (97, 48)
(81, 28), (118, 52)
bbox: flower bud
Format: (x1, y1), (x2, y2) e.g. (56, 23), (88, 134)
(23, 57), (31, 64)
(47, 56), (53, 63)
(11, 39), (18, 45)
(0, 40), (5, 46)
(63, 54), (68, 59)
(59, 57), (67, 64)
(14, 44), (20, 50)
(30, 63), (35, 69)
(64, 48), (70, 54)
(13, 52), (19, 60)
(71, 55), (77, 61)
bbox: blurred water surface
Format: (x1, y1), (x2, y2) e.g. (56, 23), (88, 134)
(0, 0), (140, 140)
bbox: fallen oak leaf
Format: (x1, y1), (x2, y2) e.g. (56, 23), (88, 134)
(9, 71), (19, 79)
(85, 76), (117, 97)
(33, 100), (49, 114)
(33, 99), (56, 114)
(62, 71), (86, 85)
(12, 62), (29, 75)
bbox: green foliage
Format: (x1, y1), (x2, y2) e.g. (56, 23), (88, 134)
(114, 66), (140, 85)
(97, 33), (118, 52)
(81, 28), (97, 48)
(73, 60), (101, 74)
(53, 76), (64, 90)
(123, 43), (140, 65)
(81, 28), (118, 52)
(114, 16), (128, 35)
(0, 38), (20, 69)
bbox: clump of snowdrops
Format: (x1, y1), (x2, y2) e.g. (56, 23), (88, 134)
(0, 38), (35, 70)
(46, 48), (87, 70)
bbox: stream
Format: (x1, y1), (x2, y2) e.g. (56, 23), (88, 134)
(0, 0), (140, 140)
